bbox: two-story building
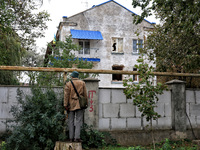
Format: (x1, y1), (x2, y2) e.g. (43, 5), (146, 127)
(55, 0), (155, 87)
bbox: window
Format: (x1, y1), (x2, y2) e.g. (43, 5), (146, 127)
(112, 66), (123, 81)
(112, 38), (123, 53)
(79, 40), (90, 54)
(133, 39), (143, 53)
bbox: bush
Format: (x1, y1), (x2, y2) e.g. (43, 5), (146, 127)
(5, 87), (66, 150)
(81, 124), (117, 149)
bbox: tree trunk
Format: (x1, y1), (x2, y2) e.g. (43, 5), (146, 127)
(54, 141), (82, 150)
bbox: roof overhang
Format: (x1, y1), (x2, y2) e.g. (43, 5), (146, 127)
(70, 29), (103, 40)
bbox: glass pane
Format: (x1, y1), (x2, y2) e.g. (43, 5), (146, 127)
(118, 38), (123, 52)
(133, 40), (137, 52)
(138, 40), (143, 49)
(79, 41), (83, 54)
(84, 41), (90, 54)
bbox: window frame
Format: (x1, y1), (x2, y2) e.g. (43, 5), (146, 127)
(111, 37), (124, 53)
(133, 39), (143, 54)
(78, 40), (90, 55)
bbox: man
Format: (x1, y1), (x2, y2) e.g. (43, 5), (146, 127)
(64, 71), (88, 142)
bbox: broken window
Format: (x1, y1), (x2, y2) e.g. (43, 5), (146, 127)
(112, 38), (123, 53)
(79, 40), (90, 54)
(112, 66), (123, 81)
(133, 39), (143, 53)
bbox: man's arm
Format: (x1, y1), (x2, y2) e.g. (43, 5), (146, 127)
(83, 82), (88, 105)
(64, 83), (70, 111)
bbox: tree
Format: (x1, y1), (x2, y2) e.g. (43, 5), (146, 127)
(132, 0), (200, 87)
(123, 56), (167, 149)
(123, 56), (167, 122)
(0, 0), (50, 85)
(36, 36), (94, 86)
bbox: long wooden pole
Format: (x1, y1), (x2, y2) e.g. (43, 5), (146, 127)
(0, 66), (200, 77)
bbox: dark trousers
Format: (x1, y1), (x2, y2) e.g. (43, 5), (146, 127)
(68, 109), (84, 139)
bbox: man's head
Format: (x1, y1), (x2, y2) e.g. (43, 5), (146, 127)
(70, 71), (79, 78)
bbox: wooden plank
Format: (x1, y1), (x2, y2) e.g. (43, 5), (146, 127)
(0, 66), (199, 77)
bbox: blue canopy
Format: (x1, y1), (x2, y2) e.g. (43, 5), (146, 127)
(70, 29), (103, 40)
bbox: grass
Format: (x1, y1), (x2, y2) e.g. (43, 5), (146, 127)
(88, 139), (198, 150)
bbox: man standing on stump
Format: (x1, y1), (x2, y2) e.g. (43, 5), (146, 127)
(64, 71), (88, 142)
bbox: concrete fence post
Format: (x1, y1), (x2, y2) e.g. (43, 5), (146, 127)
(166, 79), (186, 138)
(83, 78), (100, 129)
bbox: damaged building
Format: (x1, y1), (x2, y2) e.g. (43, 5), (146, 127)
(55, 0), (155, 87)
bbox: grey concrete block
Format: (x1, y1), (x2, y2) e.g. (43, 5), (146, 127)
(143, 118), (151, 129)
(8, 87), (18, 103)
(99, 89), (111, 103)
(0, 119), (6, 133)
(99, 103), (103, 118)
(155, 103), (165, 117)
(111, 89), (126, 103)
(0, 103), (13, 119)
(120, 104), (135, 117)
(186, 116), (197, 128)
(157, 117), (172, 129)
(196, 91), (200, 104)
(197, 116), (200, 128)
(111, 118), (126, 130)
(0, 87), (8, 103)
(99, 118), (110, 130)
(157, 91), (171, 103)
(136, 106), (142, 117)
(127, 118), (141, 129)
(186, 90), (195, 103)
(127, 98), (133, 104)
(186, 103), (190, 116)
(103, 104), (119, 118)
(164, 103), (171, 117)
(190, 104), (200, 116)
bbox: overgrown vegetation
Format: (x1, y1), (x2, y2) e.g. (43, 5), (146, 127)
(81, 124), (117, 149)
(4, 88), (65, 150)
(2, 87), (116, 149)
(87, 138), (198, 150)
(132, 0), (200, 88)
(0, 0), (50, 85)
(123, 55), (167, 122)
(34, 36), (94, 86)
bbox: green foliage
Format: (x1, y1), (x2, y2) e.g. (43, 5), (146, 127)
(161, 139), (172, 150)
(132, 0), (200, 87)
(0, 141), (7, 150)
(0, 0), (50, 85)
(123, 55), (167, 121)
(81, 124), (117, 149)
(37, 36), (94, 86)
(5, 87), (66, 150)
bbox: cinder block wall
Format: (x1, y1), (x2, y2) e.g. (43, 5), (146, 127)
(0, 86), (200, 133)
(98, 88), (172, 131)
(186, 89), (200, 129)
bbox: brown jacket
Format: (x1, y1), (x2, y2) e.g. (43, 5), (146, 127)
(64, 78), (88, 111)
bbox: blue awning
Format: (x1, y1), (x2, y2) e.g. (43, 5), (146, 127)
(70, 29), (103, 40)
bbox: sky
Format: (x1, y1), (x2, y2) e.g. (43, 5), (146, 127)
(36, 0), (159, 54)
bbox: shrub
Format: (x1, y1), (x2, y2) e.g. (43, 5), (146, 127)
(81, 124), (117, 149)
(5, 87), (66, 150)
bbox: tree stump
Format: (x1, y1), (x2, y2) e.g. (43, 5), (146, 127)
(54, 141), (82, 150)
